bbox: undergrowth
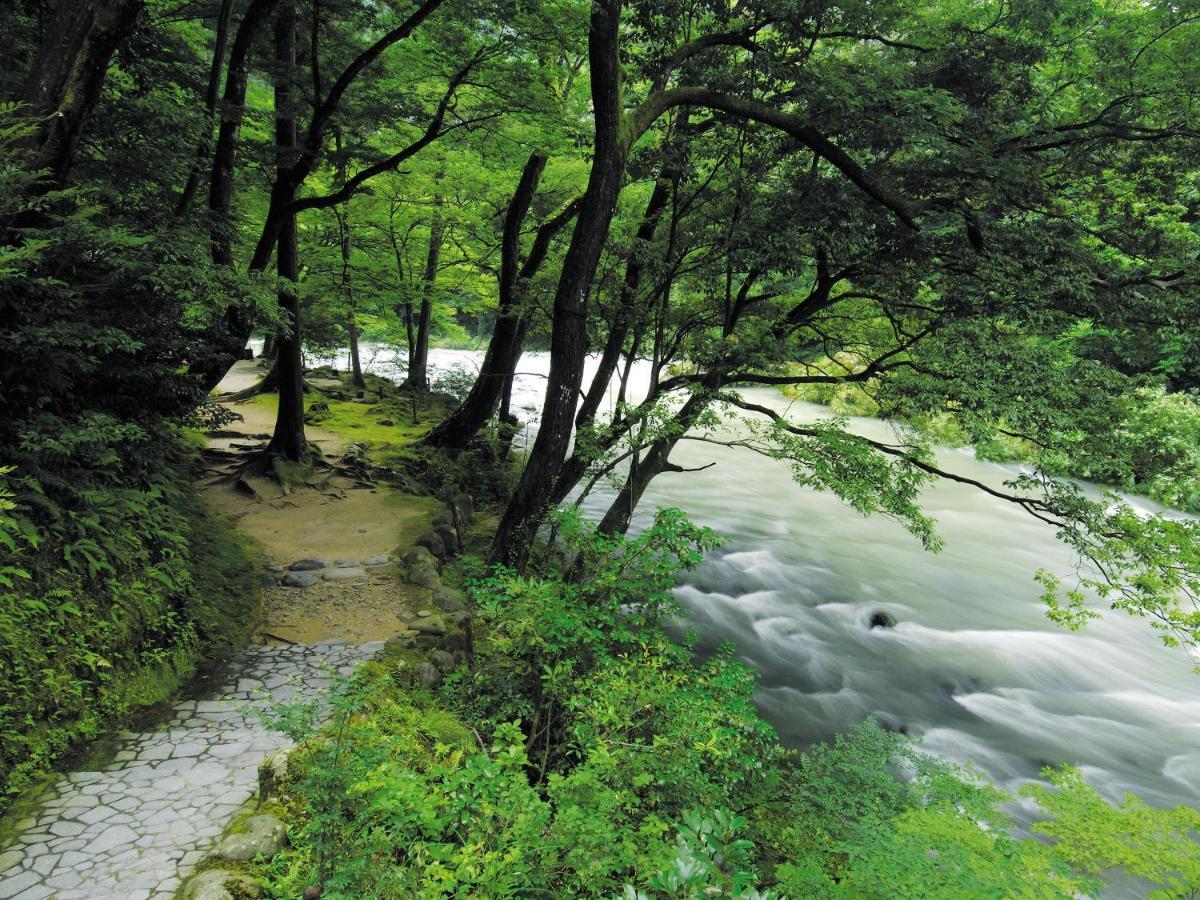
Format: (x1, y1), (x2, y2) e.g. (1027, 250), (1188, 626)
(260, 510), (1200, 898)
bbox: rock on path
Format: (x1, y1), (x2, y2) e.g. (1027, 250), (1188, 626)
(0, 640), (382, 900)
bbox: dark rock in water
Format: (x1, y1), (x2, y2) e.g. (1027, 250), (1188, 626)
(334, 559), (358, 568)
(869, 611), (897, 629)
(377, 418), (395, 426)
(281, 571), (319, 588)
(363, 554), (391, 567)
(943, 675), (984, 697)
(289, 558), (327, 571)
(241, 347), (255, 360)
(415, 531), (446, 560)
(877, 717), (910, 736)
(264, 564), (286, 573)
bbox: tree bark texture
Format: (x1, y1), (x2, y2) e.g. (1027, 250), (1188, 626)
(266, 0), (306, 461)
(21, 0), (144, 191)
(175, 0), (234, 217)
(490, 0), (628, 569)
(404, 187), (445, 391)
(424, 152), (547, 448)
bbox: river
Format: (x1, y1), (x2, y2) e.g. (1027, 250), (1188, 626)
(309, 344), (1200, 834)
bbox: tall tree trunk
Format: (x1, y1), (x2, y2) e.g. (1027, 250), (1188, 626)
(347, 311), (364, 386)
(265, 0), (306, 461)
(596, 279), (747, 533)
(192, 0), (282, 393)
(424, 152), (547, 448)
(574, 115), (694, 432)
(336, 129), (365, 388)
(490, 0), (628, 569)
(404, 188), (444, 392)
(208, 0), (281, 268)
(20, 0), (144, 192)
(175, 0), (234, 217)
(198, 0), (446, 393)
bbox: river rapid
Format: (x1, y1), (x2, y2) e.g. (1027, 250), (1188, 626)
(312, 344), (1200, 831)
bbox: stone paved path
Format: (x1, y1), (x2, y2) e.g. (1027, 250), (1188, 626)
(0, 640), (382, 900)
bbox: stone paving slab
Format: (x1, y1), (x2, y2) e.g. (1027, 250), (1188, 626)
(0, 640), (382, 899)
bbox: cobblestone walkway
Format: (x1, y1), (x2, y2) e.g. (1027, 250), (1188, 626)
(0, 640), (382, 899)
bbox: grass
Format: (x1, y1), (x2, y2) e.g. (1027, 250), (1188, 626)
(243, 393), (448, 457)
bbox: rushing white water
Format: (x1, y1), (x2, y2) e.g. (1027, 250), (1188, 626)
(305, 343), (1200, 818)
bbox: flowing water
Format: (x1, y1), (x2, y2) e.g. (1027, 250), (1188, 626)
(319, 344), (1200, 819)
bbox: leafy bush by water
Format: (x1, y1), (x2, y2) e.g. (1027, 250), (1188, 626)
(264, 511), (1200, 897)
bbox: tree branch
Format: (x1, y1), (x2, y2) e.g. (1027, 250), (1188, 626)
(628, 87), (918, 230)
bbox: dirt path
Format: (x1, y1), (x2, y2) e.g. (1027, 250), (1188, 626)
(203, 360), (439, 644)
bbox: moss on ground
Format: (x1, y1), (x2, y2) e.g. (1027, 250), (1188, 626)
(183, 491), (263, 651)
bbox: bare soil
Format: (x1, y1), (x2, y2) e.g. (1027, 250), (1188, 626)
(199, 361), (441, 645)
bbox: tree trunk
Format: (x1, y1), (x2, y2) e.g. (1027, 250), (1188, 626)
(490, 0), (628, 569)
(575, 170), (673, 430)
(424, 152), (547, 448)
(20, 0), (144, 192)
(347, 311), (364, 386)
(336, 129), (365, 388)
(192, 0), (282, 393)
(595, 393), (706, 535)
(404, 189), (444, 392)
(175, 0), (234, 217)
(208, 0), (281, 267)
(265, 0), (306, 462)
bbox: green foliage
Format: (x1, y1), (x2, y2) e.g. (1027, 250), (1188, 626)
(0, 445), (260, 803)
(1024, 767), (1200, 897)
(1039, 387), (1200, 514)
(266, 510), (1200, 898)
(624, 810), (778, 900)
(0, 111), (260, 804)
(1024, 475), (1200, 652)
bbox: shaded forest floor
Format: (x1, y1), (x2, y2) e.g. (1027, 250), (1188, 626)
(200, 360), (444, 644)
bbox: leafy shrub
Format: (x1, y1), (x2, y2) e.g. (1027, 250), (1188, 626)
(0, 110), (260, 805)
(1039, 387), (1200, 512)
(266, 509), (1200, 898)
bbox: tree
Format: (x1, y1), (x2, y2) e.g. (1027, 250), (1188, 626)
(475, 0), (1200, 656)
(18, 0), (145, 194)
(423, 152), (580, 447)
